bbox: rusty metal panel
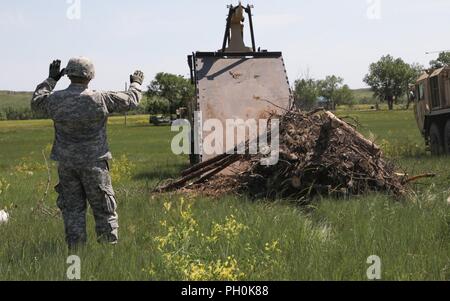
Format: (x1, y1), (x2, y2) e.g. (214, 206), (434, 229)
(194, 56), (292, 161)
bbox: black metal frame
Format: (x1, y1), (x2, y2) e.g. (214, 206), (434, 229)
(221, 4), (256, 53)
(187, 54), (195, 84)
(195, 51), (282, 58)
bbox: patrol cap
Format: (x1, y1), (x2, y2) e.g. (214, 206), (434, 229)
(65, 57), (95, 80)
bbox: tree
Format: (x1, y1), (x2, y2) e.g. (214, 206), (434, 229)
(139, 96), (170, 115)
(318, 75), (355, 109)
(334, 84), (355, 107)
(364, 55), (419, 110)
(293, 77), (321, 110)
(430, 52), (450, 68)
(319, 75), (344, 110)
(294, 73), (355, 110)
(147, 73), (195, 114)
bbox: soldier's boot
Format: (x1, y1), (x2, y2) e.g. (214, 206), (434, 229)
(81, 161), (119, 245)
(55, 178), (88, 249)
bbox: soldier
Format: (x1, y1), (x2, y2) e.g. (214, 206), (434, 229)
(31, 57), (144, 250)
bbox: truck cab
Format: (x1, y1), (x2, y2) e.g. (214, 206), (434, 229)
(414, 66), (450, 155)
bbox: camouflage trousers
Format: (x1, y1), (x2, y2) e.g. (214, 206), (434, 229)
(56, 161), (118, 249)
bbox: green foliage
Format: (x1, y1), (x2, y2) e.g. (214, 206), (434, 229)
(334, 84), (355, 106)
(294, 74), (354, 109)
(318, 75), (343, 109)
(110, 154), (135, 184)
(319, 76), (355, 108)
(364, 55), (422, 110)
(139, 96), (170, 115)
(0, 91), (32, 110)
(147, 73), (195, 114)
(352, 88), (378, 104)
(0, 107), (47, 120)
(0, 178), (10, 198)
(293, 77), (321, 110)
(0, 77), (190, 121)
(430, 52), (450, 68)
(0, 91), (37, 120)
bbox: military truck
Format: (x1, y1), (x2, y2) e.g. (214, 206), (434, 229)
(414, 66), (450, 155)
(186, 3), (293, 164)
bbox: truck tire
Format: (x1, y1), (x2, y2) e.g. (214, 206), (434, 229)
(444, 120), (450, 155)
(429, 123), (444, 156)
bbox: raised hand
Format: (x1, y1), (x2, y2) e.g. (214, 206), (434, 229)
(130, 70), (144, 85)
(49, 60), (66, 82)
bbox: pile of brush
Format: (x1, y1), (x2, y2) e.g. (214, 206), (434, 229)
(157, 109), (431, 200)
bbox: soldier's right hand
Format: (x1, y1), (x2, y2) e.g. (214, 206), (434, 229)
(130, 70), (144, 85)
(49, 60), (66, 82)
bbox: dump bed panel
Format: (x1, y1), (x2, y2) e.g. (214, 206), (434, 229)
(194, 55), (292, 161)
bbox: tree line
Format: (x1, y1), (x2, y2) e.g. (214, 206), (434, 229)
(293, 74), (354, 110)
(1, 52), (449, 121)
(364, 52), (449, 110)
(295, 52), (450, 111)
(142, 51), (450, 115)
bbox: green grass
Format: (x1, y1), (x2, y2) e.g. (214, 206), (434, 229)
(0, 113), (449, 280)
(338, 109), (425, 156)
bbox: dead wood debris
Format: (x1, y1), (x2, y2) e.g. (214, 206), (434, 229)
(156, 109), (433, 200)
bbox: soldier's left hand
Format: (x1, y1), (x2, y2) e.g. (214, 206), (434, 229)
(49, 60), (66, 82)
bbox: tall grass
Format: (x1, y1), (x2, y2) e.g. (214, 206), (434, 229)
(0, 113), (449, 280)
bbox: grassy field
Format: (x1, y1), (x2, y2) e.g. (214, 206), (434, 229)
(0, 112), (449, 281)
(351, 88), (377, 103)
(0, 91), (32, 110)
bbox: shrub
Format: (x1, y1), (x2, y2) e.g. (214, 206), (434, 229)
(0, 178), (10, 196)
(139, 96), (171, 115)
(154, 198), (284, 281)
(110, 154), (135, 183)
(0, 107), (46, 120)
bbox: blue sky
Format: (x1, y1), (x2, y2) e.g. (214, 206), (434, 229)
(0, 0), (449, 91)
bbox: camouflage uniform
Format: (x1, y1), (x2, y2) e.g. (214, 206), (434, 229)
(31, 57), (142, 248)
